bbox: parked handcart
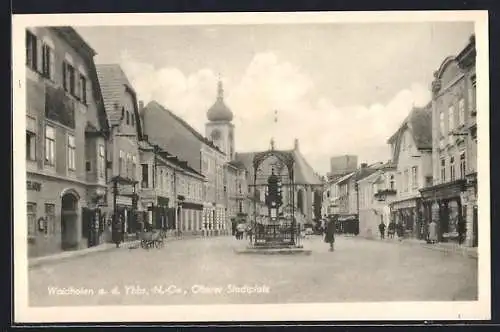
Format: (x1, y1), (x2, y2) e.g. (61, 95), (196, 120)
(139, 229), (166, 249)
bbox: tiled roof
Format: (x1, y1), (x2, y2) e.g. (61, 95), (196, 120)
(234, 149), (323, 185)
(387, 103), (432, 150)
(96, 64), (135, 126)
(146, 101), (224, 155)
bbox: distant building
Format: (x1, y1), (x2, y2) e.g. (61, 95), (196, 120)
(235, 139), (323, 226)
(357, 162), (397, 239)
(328, 155), (358, 179)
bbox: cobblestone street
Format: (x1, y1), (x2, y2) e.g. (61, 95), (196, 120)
(28, 235), (478, 306)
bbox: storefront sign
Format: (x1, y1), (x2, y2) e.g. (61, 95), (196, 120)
(116, 195), (132, 206)
(27, 181), (42, 192)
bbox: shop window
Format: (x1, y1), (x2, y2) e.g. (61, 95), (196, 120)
(26, 30), (38, 71)
(27, 202), (37, 236)
(67, 134), (76, 171)
(450, 156), (456, 181)
(41, 43), (54, 80)
(44, 203), (56, 235)
(460, 152), (466, 179)
(26, 131), (36, 161)
(44, 125), (55, 166)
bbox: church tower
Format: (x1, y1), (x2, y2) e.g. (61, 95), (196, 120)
(205, 78), (235, 161)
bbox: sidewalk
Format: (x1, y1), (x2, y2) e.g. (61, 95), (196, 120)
(28, 233), (231, 268)
(346, 235), (478, 259)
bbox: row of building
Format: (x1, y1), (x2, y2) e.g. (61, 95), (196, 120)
(25, 26), (323, 258)
(322, 34), (478, 247)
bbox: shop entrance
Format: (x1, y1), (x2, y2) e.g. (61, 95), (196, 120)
(61, 192), (79, 250)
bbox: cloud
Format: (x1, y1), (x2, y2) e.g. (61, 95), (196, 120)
(120, 51), (431, 175)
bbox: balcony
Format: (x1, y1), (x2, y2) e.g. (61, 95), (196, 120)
(374, 189), (397, 201)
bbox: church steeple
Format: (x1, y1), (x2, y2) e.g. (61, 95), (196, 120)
(207, 76), (233, 122)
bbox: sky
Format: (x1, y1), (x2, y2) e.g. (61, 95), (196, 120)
(77, 22), (474, 175)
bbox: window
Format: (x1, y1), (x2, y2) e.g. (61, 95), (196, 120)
(448, 105), (455, 132)
(141, 164), (149, 188)
(63, 61), (76, 95)
(126, 112), (130, 125)
(98, 144), (105, 178)
(121, 108), (125, 121)
(42, 43), (54, 80)
(86, 161), (91, 172)
(390, 175), (395, 190)
(44, 125), (55, 166)
(131, 155), (137, 179)
(26, 30), (38, 71)
(67, 134), (76, 171)
(26, 132), (36, 160)
(401, 133), (406, 151)
(45, 203), (56, 235)
(450, 156), (456, 181)
(440, 159), (446, 183)
(439, 111), (445, 137)
(460, 152), (466, 179)
(131, 114), (135, 126)
(27, 202), (37, 236)
(79, 74), (87, 104)
(470, 75), (477, 113)
(458, 98), (465, 126)
(126, 153), (132, 178)
(411, 166), (418, 189)
(159, 169), (164, 189)
(119, 150), (124, 175)
(404, 170), (409, 192)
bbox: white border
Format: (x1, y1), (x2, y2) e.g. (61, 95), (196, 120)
(12, 11), (490, 323)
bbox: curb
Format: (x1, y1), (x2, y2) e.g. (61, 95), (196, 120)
(28, 235), (232, 268)
(28, 240), (141, 268)
(345, 235), (478, 259)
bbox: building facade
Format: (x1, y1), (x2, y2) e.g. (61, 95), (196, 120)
(95, 64), (143, 241)
(357, 163), (397, 239)
(387, 105), (433, 239)
(25, 27), (109, 257)
(420, 35), (477, 247)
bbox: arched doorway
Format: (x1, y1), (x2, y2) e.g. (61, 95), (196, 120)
(61, 191), (79, 250)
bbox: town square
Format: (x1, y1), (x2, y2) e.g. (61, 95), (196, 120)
(18, 16), (482, 314)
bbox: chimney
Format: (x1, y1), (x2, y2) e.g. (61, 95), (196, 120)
(361, 163), (368, 168)
(294, 138), (299, 150)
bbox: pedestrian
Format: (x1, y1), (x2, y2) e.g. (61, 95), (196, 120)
(457, 218), (465, 245)
(396, 222), (404, 241)
(428, 220), (438, 244)
(388, 221), (395, 239)
(378, 221), (386, 240)
(324, 218), (336, 252)
(112, 215), (124, 248)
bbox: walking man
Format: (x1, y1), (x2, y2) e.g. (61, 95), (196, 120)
(324, 218), (336, 252)
(378, 220), (386, 240)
